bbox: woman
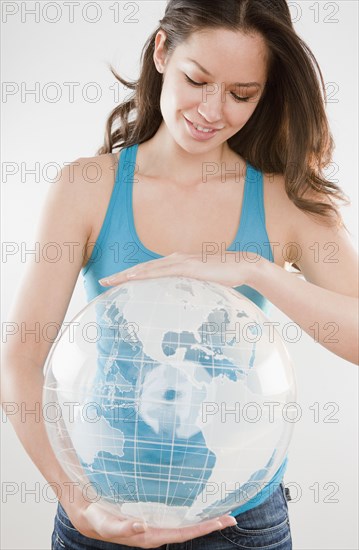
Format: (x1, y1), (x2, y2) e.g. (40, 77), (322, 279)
(2, 0), (357, 549)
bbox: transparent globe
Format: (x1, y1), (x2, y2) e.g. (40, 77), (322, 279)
(43, 276), (297, 528)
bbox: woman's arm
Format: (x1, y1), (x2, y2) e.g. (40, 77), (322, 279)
(1, 156), (96, 506)
(250, 208), (359, 365)
(250, 258), (358, 364)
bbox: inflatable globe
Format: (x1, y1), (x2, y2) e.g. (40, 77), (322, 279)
(43, 276), (296, 528)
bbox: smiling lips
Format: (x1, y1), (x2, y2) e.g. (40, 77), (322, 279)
(184, 116), (224, 140)
(184, 115), (224, 131)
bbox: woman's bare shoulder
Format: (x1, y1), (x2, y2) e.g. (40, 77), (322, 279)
(74, 151), (119, 194)
(263, 170), (346, 265)
(261, 171), (302, 262)
(74, 151), (120, 264)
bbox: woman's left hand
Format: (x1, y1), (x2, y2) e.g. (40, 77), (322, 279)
(98, 251), (262, 288)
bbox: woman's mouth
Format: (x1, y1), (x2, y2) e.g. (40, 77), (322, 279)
(183, 116), (221, 141)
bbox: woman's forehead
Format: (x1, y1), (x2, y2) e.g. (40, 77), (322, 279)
(174, 28), (269, 83)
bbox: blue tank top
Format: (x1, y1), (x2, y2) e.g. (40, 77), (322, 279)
(81, 143), (288, 517)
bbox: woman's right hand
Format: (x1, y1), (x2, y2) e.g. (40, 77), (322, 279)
(61, 495), (237, 548)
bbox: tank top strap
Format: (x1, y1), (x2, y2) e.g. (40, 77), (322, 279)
(241, 162), (273, 260)
(243, 162), (264, 227)
(110, 143), (139, 228)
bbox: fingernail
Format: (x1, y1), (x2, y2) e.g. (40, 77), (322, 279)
(132, 522), (146, 532)
(98, 278), (111, 285)
(223, 517), (237, 526)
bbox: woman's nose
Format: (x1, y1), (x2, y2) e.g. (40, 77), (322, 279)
(196, 82), (225, 124)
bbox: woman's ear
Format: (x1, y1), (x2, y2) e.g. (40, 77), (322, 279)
(153, 29), (169, 74)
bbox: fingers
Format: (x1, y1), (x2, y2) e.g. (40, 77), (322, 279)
(140, 515), (237, 545)
(98, 252), (191, 286)
(177, 515), (237, 541)
(83, 504), (147, 539)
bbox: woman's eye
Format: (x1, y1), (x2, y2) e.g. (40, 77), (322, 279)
(184, 74), (202, 86)
(184, 74), (249, 102)
(230, 92), (250, 102)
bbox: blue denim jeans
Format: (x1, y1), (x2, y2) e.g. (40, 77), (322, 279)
(51, 481), (292, 549)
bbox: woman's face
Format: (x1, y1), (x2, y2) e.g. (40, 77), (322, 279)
(153, 27), (269, 151)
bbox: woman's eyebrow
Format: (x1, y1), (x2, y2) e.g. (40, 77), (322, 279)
(185, 58), (260, 87)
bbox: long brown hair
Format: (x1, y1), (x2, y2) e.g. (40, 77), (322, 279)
(97, 0), (350, 234)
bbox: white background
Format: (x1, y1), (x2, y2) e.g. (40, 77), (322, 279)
(1, 1), (358, 549)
